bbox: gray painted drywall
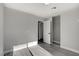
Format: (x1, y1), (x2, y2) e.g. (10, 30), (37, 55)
(0, 4), (4, 56)
(61, 7), (79, 53)
(4, 7), (44, 52)
(53, 16), (60, 44)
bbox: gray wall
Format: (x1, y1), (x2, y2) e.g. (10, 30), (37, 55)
(53, 16), (60, 44)
(61, 7), (79, 53)
(0, 4), (4, 56)
(4, 7), (44, 52)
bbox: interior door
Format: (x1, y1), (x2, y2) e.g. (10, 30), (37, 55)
(43, 20), (51, 44)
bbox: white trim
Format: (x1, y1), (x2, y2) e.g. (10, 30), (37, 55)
(61, 45), (79, 54)
(13, 41), (38, 51)
(28, 41), (38, 47)
(13, 43), (27, 51)
(53, 40), (60, 44)
(4, 41), (38, 54)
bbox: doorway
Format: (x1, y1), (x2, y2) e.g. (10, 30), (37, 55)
(52, 16), (60, 45)
(38, 21), (43, 44)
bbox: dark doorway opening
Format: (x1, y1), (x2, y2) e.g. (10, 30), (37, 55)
(38, 21), (43, 44)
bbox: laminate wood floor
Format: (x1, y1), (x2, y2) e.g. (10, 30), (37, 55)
(39, 43), (79, 56)
(4, 42), (79, 56)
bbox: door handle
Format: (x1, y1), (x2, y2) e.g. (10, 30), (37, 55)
(48, 33), (51, 34)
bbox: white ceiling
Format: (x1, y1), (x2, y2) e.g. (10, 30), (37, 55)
(4, 3), (79, 18)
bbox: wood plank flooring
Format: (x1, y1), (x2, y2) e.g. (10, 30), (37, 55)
(4, 42), (79, 56)
(39, 43), (79, 56)
(29, 45), (52, 56)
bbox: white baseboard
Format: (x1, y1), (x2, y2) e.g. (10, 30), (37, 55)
(13, 41), (38, 51)
(13, 43), (27, 51)
(61, 45), (79, 54)
(53, 41), (60, 44)
(28, 41), (38, 47)
(4, 41), (38, 54)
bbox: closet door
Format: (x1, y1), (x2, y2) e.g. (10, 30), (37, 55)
(43, 20), (51, 44)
